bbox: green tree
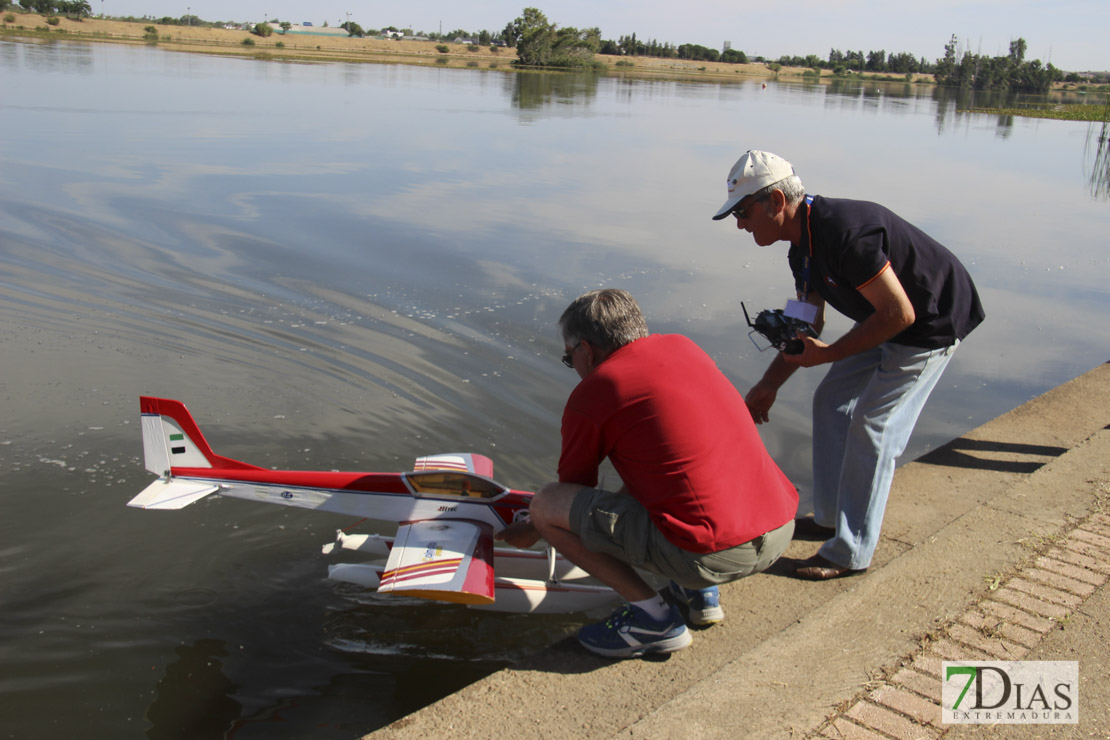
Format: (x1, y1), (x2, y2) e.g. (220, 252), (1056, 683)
(678, 43), (719, 62)
(934, 35), (1057, 92)
(721, 48), (747, 64)
(888, 52), (919, 74)
(501, 19), (520, 46)
(504, 7), (549, 59)
(934, 35), (959, 82)
(340, 21), (364, 37)
(598, 38), (619, 55)
(866, 49), (886, 72)
(507, 8), (599, 67)
(280, 21), (291, 34)
(57, 0), (90, 18)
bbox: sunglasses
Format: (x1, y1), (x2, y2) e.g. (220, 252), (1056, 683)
(561, 341), (582, 368)
(729, 195), (768, 220)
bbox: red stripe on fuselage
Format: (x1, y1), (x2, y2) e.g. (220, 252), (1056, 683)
(169, 467), (414, 493)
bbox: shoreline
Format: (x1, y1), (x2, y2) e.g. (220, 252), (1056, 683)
(8, 14), (1102, 123)
(1, 11), (927, 85)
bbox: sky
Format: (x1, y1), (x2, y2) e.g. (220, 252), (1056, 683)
(98, 0), (1108, 72)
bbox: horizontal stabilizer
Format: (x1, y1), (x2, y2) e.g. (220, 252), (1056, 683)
(128, 478), (219, 510)
(378, 519), (494, 605)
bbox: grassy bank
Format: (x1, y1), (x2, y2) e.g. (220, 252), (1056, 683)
(0, 11), (778, 79)
(0, 11), (926, 84)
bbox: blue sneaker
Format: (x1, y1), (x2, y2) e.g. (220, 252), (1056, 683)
(577, 603), (692, 658)
(668, 581), (724, 626)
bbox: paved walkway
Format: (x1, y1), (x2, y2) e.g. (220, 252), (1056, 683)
(818, 509), (1109, 739)
(366, 363), (1109, 739)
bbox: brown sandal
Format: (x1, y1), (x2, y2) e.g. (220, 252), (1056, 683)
(794, 555), (864, 581)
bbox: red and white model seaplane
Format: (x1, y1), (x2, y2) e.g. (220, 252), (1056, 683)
(128, 396), (618, 613)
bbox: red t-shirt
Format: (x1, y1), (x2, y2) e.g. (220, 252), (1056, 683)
(558, 334), (797, 553)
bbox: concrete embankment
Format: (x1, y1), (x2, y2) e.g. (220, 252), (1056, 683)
(367, 362), (1109, 739)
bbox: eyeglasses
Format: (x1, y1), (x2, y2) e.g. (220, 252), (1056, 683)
(561, 341), (582, 368)
(729, 195), (767, 220)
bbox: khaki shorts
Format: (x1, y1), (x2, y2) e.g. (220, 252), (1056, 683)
(569, 487), (794, 589)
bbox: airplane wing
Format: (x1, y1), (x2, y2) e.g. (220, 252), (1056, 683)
(377, 519), (495, 605)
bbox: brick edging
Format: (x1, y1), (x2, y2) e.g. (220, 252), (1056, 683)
(813, 510), (1110, 739)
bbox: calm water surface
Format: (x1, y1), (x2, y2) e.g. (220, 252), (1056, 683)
(1, 39), (1107, 738)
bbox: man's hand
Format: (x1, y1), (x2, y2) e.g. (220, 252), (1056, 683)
(782, 334), (833, 367)
(495, 519), (542, 549)
(745, 381), (778, 424)
(796, 266), (914, 364)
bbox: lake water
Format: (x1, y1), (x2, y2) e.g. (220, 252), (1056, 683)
(1, 39), (1107, 739)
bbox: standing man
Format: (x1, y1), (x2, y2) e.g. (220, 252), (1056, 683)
(498, 289), (797, 658)
(713, 150), (984, 580)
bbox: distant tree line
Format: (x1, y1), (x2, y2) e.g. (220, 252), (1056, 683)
(5, 2), (231, 27)
(595, 33), (748, 64)
(503, 7), (942, 74)
(147, 15), (211, 27)
(503, 9), (748, 68)
(500, 7), (1074, 92)
(10, 0), (91, 18)
(934, 36), (1061, 93)
(776, 49), (933, 76)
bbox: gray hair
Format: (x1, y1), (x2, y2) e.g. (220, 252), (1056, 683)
(559, 289), (649, 353)
(752, 174), (805, 206)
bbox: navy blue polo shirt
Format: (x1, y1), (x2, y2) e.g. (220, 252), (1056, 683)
(788, 196), (984, 349)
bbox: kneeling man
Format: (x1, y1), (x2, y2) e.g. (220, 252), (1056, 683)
(498, 289), (797, 658)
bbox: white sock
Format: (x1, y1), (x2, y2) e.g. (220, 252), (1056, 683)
(631, 593), (670, 621)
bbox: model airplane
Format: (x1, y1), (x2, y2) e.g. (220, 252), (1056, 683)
(127, 396), (618, 614)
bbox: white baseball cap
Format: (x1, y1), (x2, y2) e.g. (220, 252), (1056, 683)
(712, 150), (795, 220)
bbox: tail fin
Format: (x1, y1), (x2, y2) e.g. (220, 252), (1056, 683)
(139, 396), (259, 476)
(130, 397), (260, 511)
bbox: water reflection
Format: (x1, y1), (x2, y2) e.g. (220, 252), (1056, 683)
(0, 37), (95, 73)
(1087, 120), (1110, 199)
(813, 80), (1109, 142)
(147, 640), (241, 740)
(511, 70), (600, 111)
